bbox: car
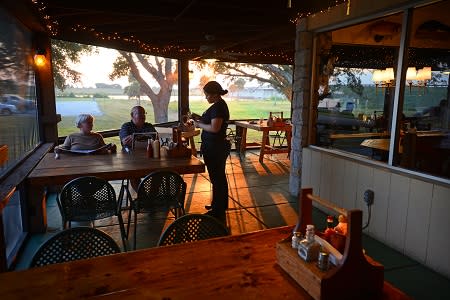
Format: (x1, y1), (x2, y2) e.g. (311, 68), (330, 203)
(0, 102), (18, 115)
(317, 108), (361, 130)
(1, 94), (34, 112)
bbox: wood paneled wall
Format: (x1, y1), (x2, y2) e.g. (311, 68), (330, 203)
(301, 147), (450, 278)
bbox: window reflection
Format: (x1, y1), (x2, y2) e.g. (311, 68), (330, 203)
(401, 1), (450, 177)
(0, 8), (39, 178)
(314, 13), (402, 160)
(314, 2), (450, 179)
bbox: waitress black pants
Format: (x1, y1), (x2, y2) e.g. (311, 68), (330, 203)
(201, 140), (230, 215)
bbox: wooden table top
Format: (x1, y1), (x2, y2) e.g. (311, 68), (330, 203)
(235, 120), (292, 132)
(0, 226), (410, 300)
(27, 150), (205, 186)
(329, 132), (389, 140)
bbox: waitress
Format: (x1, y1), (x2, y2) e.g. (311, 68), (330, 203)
(194, 81), (230, 222)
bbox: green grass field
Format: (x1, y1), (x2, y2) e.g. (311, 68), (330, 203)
(56, 97), (292, 145)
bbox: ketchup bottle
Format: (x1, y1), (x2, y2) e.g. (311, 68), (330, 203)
(146, 139), (153, 158)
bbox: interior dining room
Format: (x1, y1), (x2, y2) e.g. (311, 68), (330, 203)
(0, 0), (449, 299)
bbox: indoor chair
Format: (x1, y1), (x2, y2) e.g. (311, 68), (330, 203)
(57, 176), (127, 250)
(29, 227), (121, 268)
(157, 213), (229, 246)
(128, 170), (187, 250)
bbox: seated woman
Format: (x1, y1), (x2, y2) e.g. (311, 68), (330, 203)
(56, 114), (116, 153)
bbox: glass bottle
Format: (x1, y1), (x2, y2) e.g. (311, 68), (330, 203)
(146, 139), (153, 158)
(298, 225), (321, 262)
(291, 231), (301, 249)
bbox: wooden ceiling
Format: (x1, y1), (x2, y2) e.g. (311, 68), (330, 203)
(7, 0), (347, 65)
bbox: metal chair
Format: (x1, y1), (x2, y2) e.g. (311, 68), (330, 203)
(157, 213), (229, 246)
(57, 176), (128, 250)
(29, 227), (121, 268)
(129, 170), (187, 250)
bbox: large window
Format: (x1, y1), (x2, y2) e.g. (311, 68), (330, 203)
(54, 43), (179, 144)
(313, 2), (449, 180)
(188, 61), (292, 145)
(0, 8), (40, 178)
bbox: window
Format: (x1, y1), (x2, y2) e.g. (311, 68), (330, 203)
(188, 61), (292, 144)
(0, 8), (40, 178)
(54, 43), (179, 145)
(313, 4), (449, 180)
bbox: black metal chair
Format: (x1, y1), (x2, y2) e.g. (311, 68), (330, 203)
(129, 170), (187, 250)
(157, 213), (229, 246)
(57, 176), (127, 250)
(29, 227), (121, 268)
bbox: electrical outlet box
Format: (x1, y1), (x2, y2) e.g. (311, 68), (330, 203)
(364, 189), (374, 206)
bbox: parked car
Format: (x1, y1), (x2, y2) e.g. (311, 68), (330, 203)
(317, 108), (361, 130)
(1, 94), (34, 112)
(0, 102), (18, 115)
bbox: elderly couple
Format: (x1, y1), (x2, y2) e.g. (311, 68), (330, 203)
(56, 81), (230, 222)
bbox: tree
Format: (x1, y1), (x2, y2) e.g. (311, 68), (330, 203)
(228, 78), (246, 98)
(51, 40), (97, 91)
(110, 52), (177, 123)
(214, 63), (293, 101)
(124, 74), (142, 104)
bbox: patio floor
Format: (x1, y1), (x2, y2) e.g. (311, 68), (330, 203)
(13, 149), (450, 299)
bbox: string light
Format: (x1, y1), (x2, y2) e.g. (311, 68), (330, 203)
(291, 0), (348, 24)
(31, 0), (343, 64)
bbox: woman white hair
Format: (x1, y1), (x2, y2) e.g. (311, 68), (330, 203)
(75, 114), (94, 128)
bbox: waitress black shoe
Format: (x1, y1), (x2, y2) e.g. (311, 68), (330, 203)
(204, 205), (212, 210)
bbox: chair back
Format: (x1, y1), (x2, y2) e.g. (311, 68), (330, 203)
(135, 170), (187, 215)
(157, 213), (229, 246)
(30, 227), (121, 267)
(57, 176), (118, 225)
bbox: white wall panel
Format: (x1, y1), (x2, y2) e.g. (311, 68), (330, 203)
(330, 158), (345, 208)
(342, 160), (358, 210)
(426, 184), (450, 278)
(301, 148), (312, 188)
(370, 169), (391, 242)
(386, 173), (410, 252)
(319, 154), (333, 201)
(404, 180), (432, 263)
(356, 164), (374, 229)
(310, 150), (322, 194)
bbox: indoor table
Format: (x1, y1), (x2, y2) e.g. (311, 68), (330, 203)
(0, 226), (411, 300)
(26, 150), (205, 233)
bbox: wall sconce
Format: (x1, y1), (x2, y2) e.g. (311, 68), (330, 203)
(34, 49), (46, 67)
(406, 67), (417, 94)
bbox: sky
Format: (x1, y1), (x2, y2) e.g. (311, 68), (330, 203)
(71, 48), (128, 88)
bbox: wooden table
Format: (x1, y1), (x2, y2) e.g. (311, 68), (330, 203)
(155, 127), (201, 156)
(0, 226), (410, 300)
(235, 120), (292, 162)
(26, 150), (205, 233)
(329, 132), (389, 146)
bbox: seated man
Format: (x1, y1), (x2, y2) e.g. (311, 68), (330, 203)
(119, 106), (156, 191)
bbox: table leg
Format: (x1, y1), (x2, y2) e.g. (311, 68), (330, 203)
(260, 131), (269, 162)
(26, 185), (47, 233)
(236, 126), (247, 159)
(189, 137), (197, 157)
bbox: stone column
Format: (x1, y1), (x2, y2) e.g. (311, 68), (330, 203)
(289, 20), (313, 196)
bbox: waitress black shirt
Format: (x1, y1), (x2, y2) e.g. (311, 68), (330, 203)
(200, 99), (230, 144)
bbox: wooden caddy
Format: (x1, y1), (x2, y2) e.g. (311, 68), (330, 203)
(276, 188), (384, 300)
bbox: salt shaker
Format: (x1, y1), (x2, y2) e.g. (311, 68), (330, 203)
(291, 231), (301, 249)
